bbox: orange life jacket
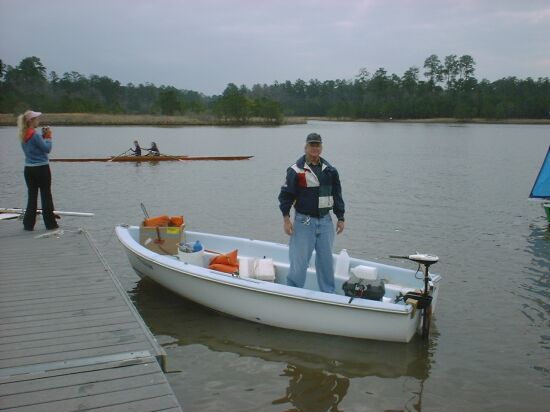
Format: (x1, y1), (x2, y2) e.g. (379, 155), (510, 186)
(143, 215), (185, 227)
(208, 249), (239, 274)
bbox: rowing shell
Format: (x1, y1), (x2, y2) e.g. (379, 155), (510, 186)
(50, 155), (254, 162)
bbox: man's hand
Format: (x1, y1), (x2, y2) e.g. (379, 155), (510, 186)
(336, 220), (345, 235)
(283, 216), (293, 236)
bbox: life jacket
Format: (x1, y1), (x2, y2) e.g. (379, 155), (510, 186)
(143, 215), (185, 227)
(208, 249), (239, 274)
(23, 128), (35, 143)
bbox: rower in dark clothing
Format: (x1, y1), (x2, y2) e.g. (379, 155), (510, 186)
(131, 140), (142, 156)
(145, 141), (160, 156)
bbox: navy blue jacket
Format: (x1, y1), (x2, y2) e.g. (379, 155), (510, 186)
(278, 155), (345, 220)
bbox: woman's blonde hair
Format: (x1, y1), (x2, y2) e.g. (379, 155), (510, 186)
(17, 111), (32, 142)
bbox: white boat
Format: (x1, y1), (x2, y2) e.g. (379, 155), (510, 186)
(529, 145), (550, 222)
(116, 225), (442, 343)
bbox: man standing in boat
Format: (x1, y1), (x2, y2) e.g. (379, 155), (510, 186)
(278, 133), (345, 293)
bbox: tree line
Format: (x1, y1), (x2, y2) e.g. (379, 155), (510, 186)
(0, 56), (284, 124)
(1, 55), (549, 123)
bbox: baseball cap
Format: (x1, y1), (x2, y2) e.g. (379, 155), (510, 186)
(306, 133), (322, 144)
(24, 110), (42, 121)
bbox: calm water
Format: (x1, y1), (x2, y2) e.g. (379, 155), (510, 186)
(1, 121), (549, 411)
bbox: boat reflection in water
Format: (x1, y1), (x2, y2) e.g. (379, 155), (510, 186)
(130, 278), (436, 411)
(524, 224), (550, 355)
(271, 364), (350, 411)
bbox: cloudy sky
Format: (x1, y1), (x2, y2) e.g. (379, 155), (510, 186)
(1, 0), (548, 95)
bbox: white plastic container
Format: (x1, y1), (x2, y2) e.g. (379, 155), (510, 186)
(239, 257), (256, 278)
(178, 249), (204, 267)
(254, 258), (276, 281)
(335, 249), (350, 277)
(351, 265), (378, 280)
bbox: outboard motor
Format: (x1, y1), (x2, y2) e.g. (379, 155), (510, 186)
(342, 274), (386, 301)
(342, 265), (385, 302)
(390, 253), (439, 338)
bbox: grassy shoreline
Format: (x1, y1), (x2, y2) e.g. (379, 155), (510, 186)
(0, 113), (548, 126)
(309, 116), (550, 125)
(0, 113), (307, 126)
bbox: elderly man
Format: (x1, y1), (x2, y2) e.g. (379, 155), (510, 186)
(278, 132), (345, 293)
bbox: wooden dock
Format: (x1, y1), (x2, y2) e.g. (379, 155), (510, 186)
(0, 223), (182, 411)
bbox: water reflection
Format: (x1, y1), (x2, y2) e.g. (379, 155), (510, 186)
(523, 223), (550, 356)
(271, 365), (349, 412)
(130, 278), (435, 411)
(131, 160), (160, 166)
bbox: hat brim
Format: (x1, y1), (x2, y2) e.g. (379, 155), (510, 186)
(25, 111), (42, 121)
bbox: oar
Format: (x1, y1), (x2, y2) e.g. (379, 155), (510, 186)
(108, 148), (132, 162)
(140, 203), (150, 219)
(0, 208), (94, 217)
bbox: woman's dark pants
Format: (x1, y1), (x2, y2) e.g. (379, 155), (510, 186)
(23, 165), (57, 230)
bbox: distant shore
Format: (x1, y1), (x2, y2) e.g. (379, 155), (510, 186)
(310, 116), (550, 125)
(0, 113), (548, 126)
(0, 113), (307, 126)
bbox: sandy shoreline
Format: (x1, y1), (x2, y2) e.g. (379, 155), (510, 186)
(0, 113), (548, 126)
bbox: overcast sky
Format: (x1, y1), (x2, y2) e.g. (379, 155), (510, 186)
(1, 0), (548, 95)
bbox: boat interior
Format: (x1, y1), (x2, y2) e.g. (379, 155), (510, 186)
(127, 226), (427, 305)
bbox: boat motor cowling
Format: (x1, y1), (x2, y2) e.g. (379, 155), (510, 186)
(342, 274), (386, 302)
(407, 254), (439, 266)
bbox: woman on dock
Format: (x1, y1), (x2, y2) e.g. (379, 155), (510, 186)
(17, 110), (58, 231)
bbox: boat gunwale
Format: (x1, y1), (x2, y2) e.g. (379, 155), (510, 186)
(117, 226), (418, 316)
(185, 229), (442, 286)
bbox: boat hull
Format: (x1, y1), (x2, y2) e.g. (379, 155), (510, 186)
(50, 155), (253, 162)
(116, 226), (441, 342)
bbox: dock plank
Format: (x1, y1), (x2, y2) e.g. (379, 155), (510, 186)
(1, 326), (144, 352)
(0, 295), (126, 317)
(0, 332), (148, 361)
(0, 360), (154, 395)
(0, 322), (139, 346)
(0, 312), (136, 337)
(0, 304), (132, 326)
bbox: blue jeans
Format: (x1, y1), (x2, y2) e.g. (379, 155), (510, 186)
(287, 212), (335, 293)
